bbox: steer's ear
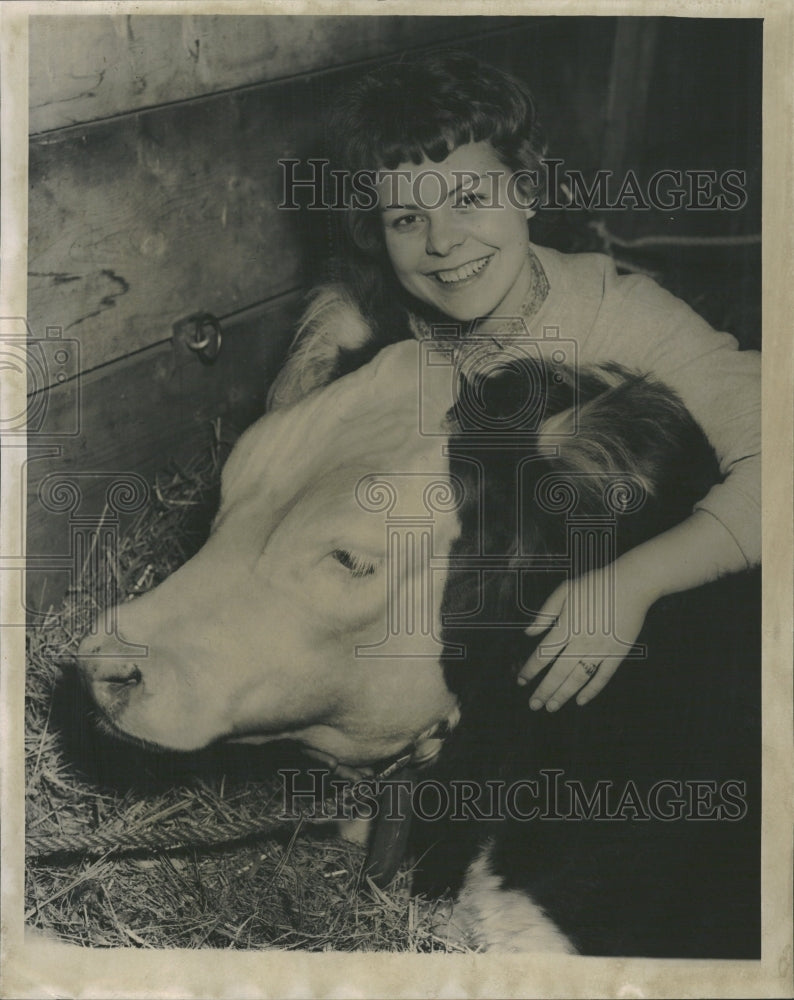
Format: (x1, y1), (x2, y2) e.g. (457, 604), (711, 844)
(450, 357), (720, 552)
(267, 284), (382, 410)
(449, 354), (719, 548)
(532, 364), (721, 544)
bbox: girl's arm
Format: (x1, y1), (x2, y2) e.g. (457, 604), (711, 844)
(532, 245), (761, 569)
(517, 249), (760, 710)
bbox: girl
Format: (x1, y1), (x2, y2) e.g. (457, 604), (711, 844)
(268, 50), (761, 713)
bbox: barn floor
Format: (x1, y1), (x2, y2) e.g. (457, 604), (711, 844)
(23, 447), (466, 952)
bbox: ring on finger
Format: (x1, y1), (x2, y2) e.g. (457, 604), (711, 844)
(578, 660), (599, 678)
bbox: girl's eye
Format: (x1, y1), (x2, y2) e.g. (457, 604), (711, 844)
(331, 548), (379, 578)
(456, 191), (484, 209)
(390, 213), (423, 231)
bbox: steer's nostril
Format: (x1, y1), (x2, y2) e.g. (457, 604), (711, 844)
(104, 663), (142, 686)
(88, 660), (144, 687)
(76, 653), (144, 717)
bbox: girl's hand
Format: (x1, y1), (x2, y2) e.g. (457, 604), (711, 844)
(517, 563), (654, 710)
(517, 510), (752, 711)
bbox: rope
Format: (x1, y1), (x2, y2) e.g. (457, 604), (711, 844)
(26, 746), (432, 863)
(26, 814), (292, 861)
(588, 218), (762, 250)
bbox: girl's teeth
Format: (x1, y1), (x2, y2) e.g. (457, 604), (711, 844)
(435, 257), (490, 284)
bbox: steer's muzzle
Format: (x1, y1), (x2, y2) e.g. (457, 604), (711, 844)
(77, 630), (146, 723)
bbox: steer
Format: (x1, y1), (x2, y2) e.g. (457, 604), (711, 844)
(77, 334), (759, 957)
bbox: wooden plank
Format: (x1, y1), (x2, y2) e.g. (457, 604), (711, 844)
(602, 18), (659, 180)
(469, 18), (616, 176)
(29, 14), (506, 134)
(25, 292), (301, 613)
(29, 78), (318, 384)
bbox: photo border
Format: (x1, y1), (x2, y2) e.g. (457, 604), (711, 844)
(2, 2), (791, 997)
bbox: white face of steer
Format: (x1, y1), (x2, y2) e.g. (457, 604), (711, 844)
(77, 342), (461, 763)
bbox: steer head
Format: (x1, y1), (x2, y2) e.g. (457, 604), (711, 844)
(78, 342), (462, 760)
(77, 337), (718, 767)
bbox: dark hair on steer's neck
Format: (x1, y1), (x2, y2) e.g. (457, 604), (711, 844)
(438, 359), (721, 724)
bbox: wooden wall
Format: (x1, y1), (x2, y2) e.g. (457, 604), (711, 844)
(26, 14), (761, 611)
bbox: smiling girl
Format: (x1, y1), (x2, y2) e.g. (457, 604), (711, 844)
(268, 50), (761, 713)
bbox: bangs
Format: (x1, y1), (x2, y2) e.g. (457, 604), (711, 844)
(374, 127), (468, 171)
(364, 106), (518, 171)
(329, 54), (533, 174)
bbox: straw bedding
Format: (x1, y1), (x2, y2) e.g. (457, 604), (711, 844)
(24, 445), (463, 951)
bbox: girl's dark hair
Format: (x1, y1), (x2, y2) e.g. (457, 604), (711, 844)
(328, 49), (547, 257)
(320, 50), (548, 342)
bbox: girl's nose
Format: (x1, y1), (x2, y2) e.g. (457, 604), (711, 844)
(425, 210), (465, 256)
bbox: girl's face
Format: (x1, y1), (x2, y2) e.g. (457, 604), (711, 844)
(377, 141), (536, 321)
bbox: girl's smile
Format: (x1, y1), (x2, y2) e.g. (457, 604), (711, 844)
(377, 141), (537, 322)
(430, 253), (493, 286)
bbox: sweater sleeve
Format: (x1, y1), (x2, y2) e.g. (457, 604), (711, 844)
(580, 259), (760, 567)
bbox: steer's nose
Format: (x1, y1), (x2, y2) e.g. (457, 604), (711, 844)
(77, 632), (145, 718)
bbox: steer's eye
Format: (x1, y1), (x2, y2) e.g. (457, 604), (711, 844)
(331, 548), (379, 578)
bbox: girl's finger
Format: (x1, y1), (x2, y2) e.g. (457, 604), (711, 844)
(575, 661), (621, 705)
(517, 644), (554, 685)
(524, 585), (566, 637)
(518, 623), (568, 684)
(531, 657), (598, 711)
(525, 617), (556, 637)
(525, 606), (561, 637)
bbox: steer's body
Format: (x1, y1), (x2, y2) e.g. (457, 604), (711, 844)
(78, 335), (759, 957)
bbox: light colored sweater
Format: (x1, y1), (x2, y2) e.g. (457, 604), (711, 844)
(269, 244), (761, 567)
(527, 244), (760, 568)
